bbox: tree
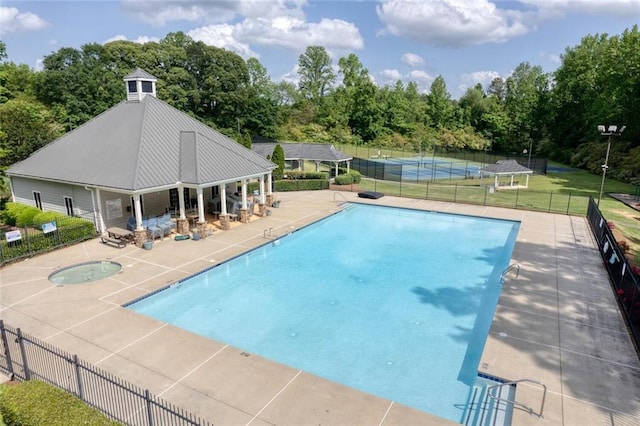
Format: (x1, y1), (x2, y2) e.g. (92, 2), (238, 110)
(271, 144), (285, 180)
(244, 58), (278, 138)
(0, 99), (63, 167)
(504, 62), (550, 155)
(297, 46), (335, 104)
(425, 76), (455, 129)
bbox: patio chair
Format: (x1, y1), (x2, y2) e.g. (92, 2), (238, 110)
(146, 217), (164, 240)
(158, 213), (176, 235)
(126, 216), (137, 231)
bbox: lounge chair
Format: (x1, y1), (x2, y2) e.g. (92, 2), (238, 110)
(157, 213), (176, 235)
(146, 217), (164, 240)
(126, 216), (137, 231)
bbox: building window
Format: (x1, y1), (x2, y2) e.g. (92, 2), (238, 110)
(127, 81), (137, 93)
(64, 196), (74, 216)
(33, 191), (42, 210)
(169, 188), (179, 209)
(141, 81), (153, 93)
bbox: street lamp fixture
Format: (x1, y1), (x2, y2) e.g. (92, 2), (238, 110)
(597, 124), (626, 206)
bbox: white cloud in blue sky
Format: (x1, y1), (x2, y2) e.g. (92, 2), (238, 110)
(2, 0), (639, 98)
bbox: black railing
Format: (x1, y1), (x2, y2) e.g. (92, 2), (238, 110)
(0, 320), (212, 426)
(586, 197), (640, 355)
(334, 180), (589, 216)
(0, 213), (98, 266)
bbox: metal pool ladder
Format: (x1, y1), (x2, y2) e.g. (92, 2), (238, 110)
(500, 263), (520, 284)
(488, 378), (547, 419)
(333, 192), (349, 204)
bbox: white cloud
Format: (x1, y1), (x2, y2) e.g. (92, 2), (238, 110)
(188, 24), (258, 59)
(121, 0), (307, 26)
(522, 0), (640, 19)
(236, 17), (363, 52)
(121, 0), (238, 26)
(461, 70), (501, 86)
(186, 15), (362, 59)
(380, 69), (403, 81)
(539, 51), (561, 64)
(376, 0), (531, 46)
(401, 52), (425, 67)
(0, 6), (48, 34)
(408, 69), (433, 82)
(121, 1), (363, 57)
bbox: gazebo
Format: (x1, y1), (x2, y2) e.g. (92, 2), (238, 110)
(479, 159), (533, 190)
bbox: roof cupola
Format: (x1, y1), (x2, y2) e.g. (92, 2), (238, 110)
(123, 68), (157, 102)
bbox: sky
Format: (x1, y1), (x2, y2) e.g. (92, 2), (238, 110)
(1, 0), (640, 99)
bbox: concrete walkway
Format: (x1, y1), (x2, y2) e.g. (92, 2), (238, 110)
(1, 190), (639, 425)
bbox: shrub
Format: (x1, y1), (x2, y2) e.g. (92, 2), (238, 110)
(0, 380), (120, 426)
(334, 174), (354, 185)
(348, 170), (362, 183)
(1, 202), (40, 227)
(274, 179), (329, 191)
(618, 240), (630, 254)
(284, 171), (327, 180)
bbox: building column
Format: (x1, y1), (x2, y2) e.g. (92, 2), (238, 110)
(219, 185), (231, 230)
(176, 186), (189, 234)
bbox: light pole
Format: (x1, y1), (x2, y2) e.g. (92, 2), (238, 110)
(597, 124), (625, 206)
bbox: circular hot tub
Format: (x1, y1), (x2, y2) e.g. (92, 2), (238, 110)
(48, 261), (122, 285)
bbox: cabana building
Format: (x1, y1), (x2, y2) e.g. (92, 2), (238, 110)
(479, 159), (533, 190)
(5, 69), (277, 245)
(251, 139), (352, 177)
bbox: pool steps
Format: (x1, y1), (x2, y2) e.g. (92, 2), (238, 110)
(463, 377), (514, 426)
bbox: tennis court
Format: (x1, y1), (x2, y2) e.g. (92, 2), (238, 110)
(355, 156), (484, 181)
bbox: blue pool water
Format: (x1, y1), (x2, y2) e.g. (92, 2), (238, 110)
(127, 204), (520, 422)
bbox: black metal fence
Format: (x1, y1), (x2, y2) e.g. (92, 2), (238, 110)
(0, 320), (212, 426)
(336, 180), (589, 216)
(351, 155), (547, 183)
(0, 213), (98, 266)
(586, 198), (640, 354)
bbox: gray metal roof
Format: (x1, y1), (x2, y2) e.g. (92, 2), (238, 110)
(124, 68), (157, 80)
(252, 142), (352, 162)
(479, 159), (533, 175)
(6, 96), (276, 192)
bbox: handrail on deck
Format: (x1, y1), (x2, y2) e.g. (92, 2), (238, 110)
(488, 378), (547, 418)
(500, 263), (520, 283)
(333, 192), (349, 203)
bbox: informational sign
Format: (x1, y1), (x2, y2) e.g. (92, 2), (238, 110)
(41, 222), (57, 234)
(106, 198), (123, 220)
(5, 230), (22, 242)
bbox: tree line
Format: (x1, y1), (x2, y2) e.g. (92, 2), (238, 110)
(0, 26), (639, 185)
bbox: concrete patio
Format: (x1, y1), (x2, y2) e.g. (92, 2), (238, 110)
(1, 190), (639, 425)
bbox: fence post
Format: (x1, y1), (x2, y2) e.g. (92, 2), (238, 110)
(73, 355), (84, 400)
(16, 328), (31, 380)
(548, 191), (553, 212)
(24, 227), (32, 255)
(454, 184), (458, 203)
(145, 389), (155, 426)
(0, 320), (15, 378)
(425, 181), (429, 200)
(515, 188), (520, 209)
(566, 193), (572, 215)
(483, 185), (488, 206)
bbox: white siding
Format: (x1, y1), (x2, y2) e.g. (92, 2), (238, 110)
(11, 177), (94, 217)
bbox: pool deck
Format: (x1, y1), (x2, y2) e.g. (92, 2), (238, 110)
(1, 190), (639, 425)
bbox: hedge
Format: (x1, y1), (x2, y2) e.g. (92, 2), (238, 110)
(0, 203), (97, 264)
(274, 179), (329, 191)
(0, 380), (120, 426)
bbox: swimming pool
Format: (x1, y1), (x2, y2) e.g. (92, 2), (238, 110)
(127, 204), (520, 422)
